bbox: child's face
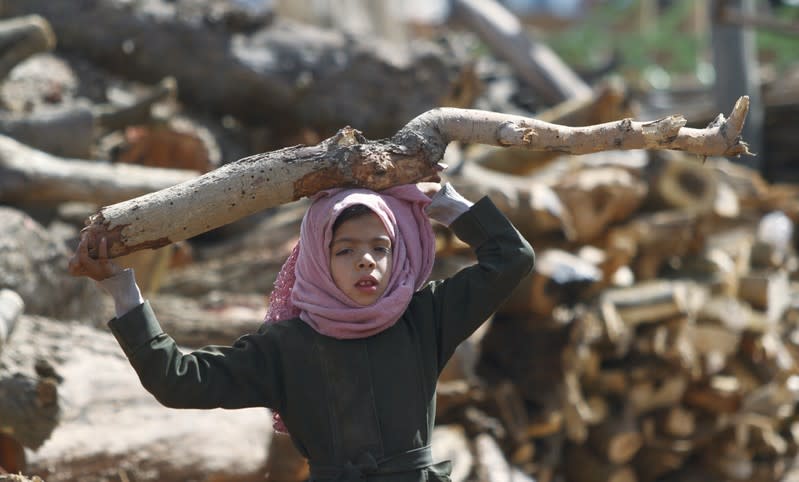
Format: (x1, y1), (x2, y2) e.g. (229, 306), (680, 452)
(329, 212), (393, 306)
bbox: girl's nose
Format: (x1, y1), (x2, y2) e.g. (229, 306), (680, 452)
(358, 254), (376, 269)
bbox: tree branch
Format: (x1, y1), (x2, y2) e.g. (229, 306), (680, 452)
(81, 98), (751, 258)
(400, 96), (751, 157)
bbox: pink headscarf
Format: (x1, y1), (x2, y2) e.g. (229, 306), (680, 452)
(263, 185), (436, 430)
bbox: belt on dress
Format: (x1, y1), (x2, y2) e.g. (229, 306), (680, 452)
(309, 444), (433, 481)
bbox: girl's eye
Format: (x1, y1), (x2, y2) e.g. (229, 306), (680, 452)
(375, 246), (391, 254)
(334, 248), (353, 256)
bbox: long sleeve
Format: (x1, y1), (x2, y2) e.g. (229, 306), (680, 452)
(108, 302), (285, 411)
(96, 268), (144, 317)
(424, 196), (535, 372)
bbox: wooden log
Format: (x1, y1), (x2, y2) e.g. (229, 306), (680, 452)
(491, 380), (529, 446)
(0, 77), (177, 160)
(604, 211), (705, 280)
(0, 432), (25, 475)
(738, 269), (791, 322)
(432, 425), (474, 482)
(643, 152), (719, 214)
(587, 407), (643, 464)
(0, 134), (199, 205)
(501, 249), (602, 317)
(0, 0), (464, 138)
(0, 372), (59, 451)
(473, 434), (535, 482)
(2, 315), (273, 482)
(477, 316), (577, 409)
(562, 371), (593, 443)
(525, 409), (564, 439)
(563, 443), (637, 482)
(0, 105), (94, 159)
(739, 329), (795, 384)
(631, 316), (689, 361)
(552, 166), (647, 243)
(684, 375), (743, 413)
(0, 15), (55, 80)
(450, 0), (591, 105)
(628, 376), (688, 415)
(632, 444), (687, 482)
(264, 434), (309, 482)
(451, 162), (569, 241)
(600, 281), (690, 328)
(655, 406), (696, 439)
(78, 99), (752, 259)
(0, 290), (23, 355)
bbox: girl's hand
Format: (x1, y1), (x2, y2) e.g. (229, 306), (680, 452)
(68, 235), (122, 281)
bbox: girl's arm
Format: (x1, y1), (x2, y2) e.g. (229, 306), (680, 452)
(69, 235), (284, 411)
(423, 188), (535, 372)
(108, 301), (284, 411)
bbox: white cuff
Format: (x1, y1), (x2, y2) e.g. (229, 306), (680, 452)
(424, 183), (474, 226)
(97, 268), (144, 318)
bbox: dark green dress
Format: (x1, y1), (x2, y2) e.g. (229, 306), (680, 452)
(108, 197), (535, 482)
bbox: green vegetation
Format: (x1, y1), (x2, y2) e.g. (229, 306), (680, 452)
(543, 0), (798, 85)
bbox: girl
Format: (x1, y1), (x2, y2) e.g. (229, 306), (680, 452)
(69, 182), (534, 481)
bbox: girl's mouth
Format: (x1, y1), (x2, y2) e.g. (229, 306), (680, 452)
(355, 278), (378, 291)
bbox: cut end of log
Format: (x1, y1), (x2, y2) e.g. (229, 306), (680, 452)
(83, 212), (172, 259)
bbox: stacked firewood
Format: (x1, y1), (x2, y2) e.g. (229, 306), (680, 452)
(435, 149), (799, 482)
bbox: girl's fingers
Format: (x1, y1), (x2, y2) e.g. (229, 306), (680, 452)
(99, 237), (108, 260)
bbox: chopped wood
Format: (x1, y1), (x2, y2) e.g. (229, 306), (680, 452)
(501, 249), (601, 317)
(738, 270), (791, 322)
(264, 434), (309, 482)
(684, 375), (743, 413)
(604, 210), (704, 280)
(629, 376), (688, 415)
(552, 166), (647, 242)
(0, 1), (463, 138)
(655, 405), (697, 439)
(563, 443), (637, 482)
(0, 104), (94, 159)
(2, 315), (273, 482)
(0, 290), (23, 355)
(0, 15), (55, 80)
(600, 281), (690, 327)
(643, 153), (719, 214)
(450, 0), (591, 105)
(0, 135), (199, 205)
(632, 444), (687, 482)
(0, 433), (25, 475)
(586, 408), (643, 464)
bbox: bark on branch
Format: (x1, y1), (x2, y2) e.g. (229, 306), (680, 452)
(81, 98), (751, 259)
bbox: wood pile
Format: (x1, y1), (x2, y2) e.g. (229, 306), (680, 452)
(433, 150), (799, 482)
(0, 1), (796, 481)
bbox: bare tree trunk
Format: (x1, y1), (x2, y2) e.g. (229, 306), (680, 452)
(81, 99), (751, 259)
(450, 0), (592, 105)
(0, 135), (199, 205)
(0, 0), (463, 138)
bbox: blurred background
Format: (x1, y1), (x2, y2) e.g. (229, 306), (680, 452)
(0, 1), (797, 481)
